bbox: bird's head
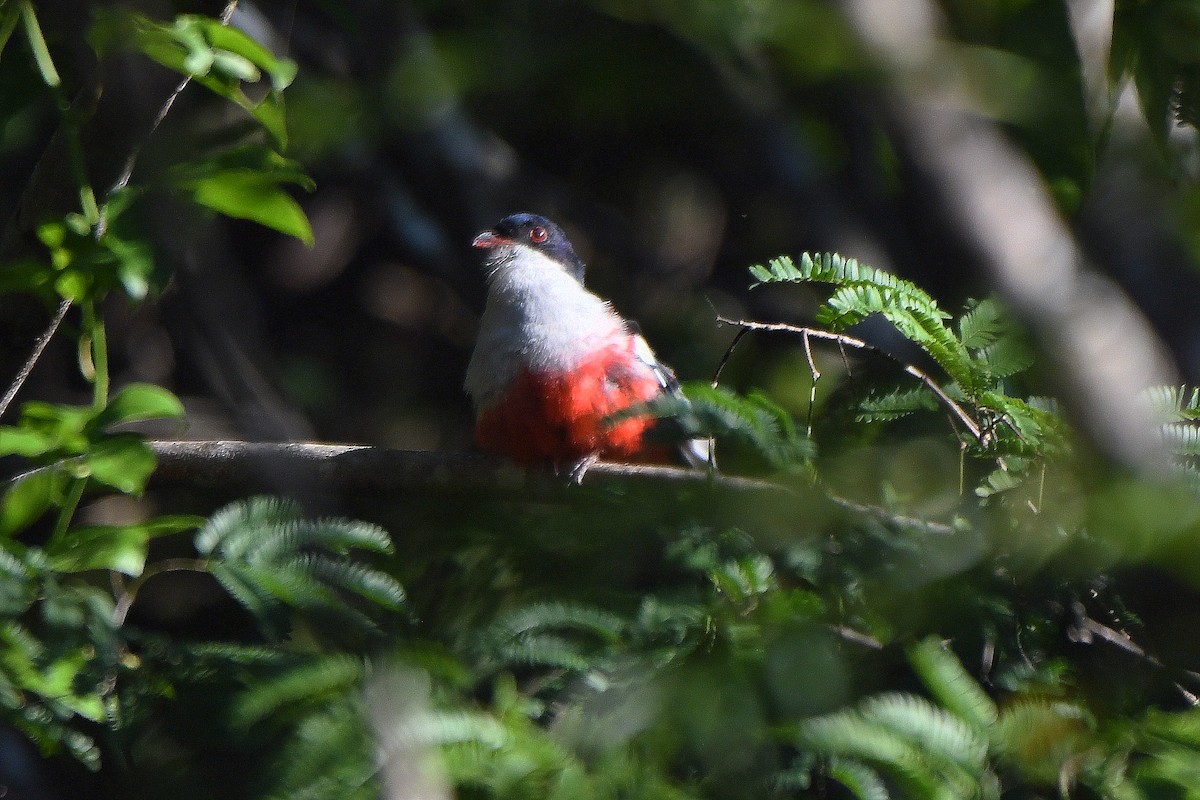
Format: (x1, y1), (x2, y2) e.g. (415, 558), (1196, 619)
(472, 213), (586, 283)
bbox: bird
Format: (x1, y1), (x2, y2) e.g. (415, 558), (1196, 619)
(464, 213), (710, 474)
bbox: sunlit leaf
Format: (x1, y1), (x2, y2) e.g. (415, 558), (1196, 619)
(181, 172), (313, 245)
(46, 516), (202, 575)
(84, 435), (156, 494)
(94, 384), (185, 429)
(0, 468), (67, 536)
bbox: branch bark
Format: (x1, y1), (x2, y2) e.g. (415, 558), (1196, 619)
(147, 440), (783, 500)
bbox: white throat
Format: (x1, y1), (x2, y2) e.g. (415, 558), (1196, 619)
(464, 245), (627, 410)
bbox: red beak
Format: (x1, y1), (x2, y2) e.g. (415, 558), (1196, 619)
(472, 231), (511, 249)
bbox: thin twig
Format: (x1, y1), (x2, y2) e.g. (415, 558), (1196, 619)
(837, 338), (851, 377)
(802, 331), (819, 437)
(112, 557), (210, 626)
(711, 327), (749, 388)
(829, 624), (883, 649)
(1068, 600), (1157, 663)
(97, 0), (240, 236)
(0, 297), (70, 421)
(825, 492), (957, 535)
(716, 315), (987, 446)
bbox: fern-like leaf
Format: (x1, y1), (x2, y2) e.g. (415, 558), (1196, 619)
(491, 601), (626, 642)
(858, 386), (939, 422)
(906, 636), (998, 731)
(1162, 422), (1200, 456)
(826, 757), (891, 800)
(974, 335), (1034, 379)
(196, 497), (403, 637)
(669, 384), (814, 469)
(195, 495), (302, 558)
(292, 553), (406, 611)
(252, 518), (394, 563)
(495, 633), (591, 671)
(958, 298), (1006, 350)
(797, 710), (939, 795)
(990, 699), (1092, 780)
(230, 653), (364, 730)
(860, 692), (988, 773)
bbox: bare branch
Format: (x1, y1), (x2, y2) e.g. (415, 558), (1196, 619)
(0, 297), (70, 422)
(715, 315), (986, 445)
(711, 326), (750, 388)
(146, 440), (785, 499)
(825, 493), (956, 535)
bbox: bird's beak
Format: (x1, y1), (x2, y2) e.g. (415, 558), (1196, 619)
(472, 230), (511, 249)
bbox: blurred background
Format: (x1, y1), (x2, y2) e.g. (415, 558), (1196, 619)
(8, 3), (1200, 798)
(4, 0), (1198, 458)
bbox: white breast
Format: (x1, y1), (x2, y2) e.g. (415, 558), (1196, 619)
(464, 247), (627, 410)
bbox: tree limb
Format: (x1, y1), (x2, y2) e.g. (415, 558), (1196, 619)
(147, 440), (784, 500)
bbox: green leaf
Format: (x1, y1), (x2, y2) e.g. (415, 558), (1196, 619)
(294, 554), (406, 610)
(861, 693), (988, 772)
(47, 526), (150, 576)
(182, 172), (313, 245)
(246, 90), (289, 149)
(0, 468), (68, 536)
(106, 235), (155, 301)
(0, 427), (58, 458)
(0, 258), (55, 299)
(230, 654), (363, 730)
(94, 384), (185, 428)
(169, 146), (313, 187)
(54, 271), (92, 304)
(906, 637), (998, 731)
(84, 435), (157, 494)
(193, 15), (297, 89)
(210, 50), (260, 82)
(46, 516), (202, 576)
(31, 651), (106, 723)
(827, 758), (890, 800)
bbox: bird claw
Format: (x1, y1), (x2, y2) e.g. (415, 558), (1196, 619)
(566, 454), (600, 485)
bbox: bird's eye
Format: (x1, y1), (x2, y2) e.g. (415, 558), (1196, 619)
(529, 226), (548, 244)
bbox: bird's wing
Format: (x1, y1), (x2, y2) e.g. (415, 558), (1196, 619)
(629, 333), (715, 470)
(630, 332), (681, 392)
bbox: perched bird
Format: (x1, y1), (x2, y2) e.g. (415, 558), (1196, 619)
(464, 213), (710, 472)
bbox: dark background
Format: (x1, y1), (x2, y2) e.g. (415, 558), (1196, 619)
(5, 0), (1196, 458)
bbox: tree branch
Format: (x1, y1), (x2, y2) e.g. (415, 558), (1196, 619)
(146, 440), (784, 500)
(715, 315), (985, 445)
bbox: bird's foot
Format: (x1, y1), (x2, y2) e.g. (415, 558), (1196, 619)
(565, 454), (600, 485)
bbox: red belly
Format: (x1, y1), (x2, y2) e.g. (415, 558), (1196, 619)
(475, 343), (662, 464)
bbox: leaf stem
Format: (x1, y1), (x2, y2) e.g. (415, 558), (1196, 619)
(18, 0), (58, 87)
(83, 300), (109, 407)
(49, 475), (86, 545)
(21, 0), (99, 225)
(112, 558), (210, 626)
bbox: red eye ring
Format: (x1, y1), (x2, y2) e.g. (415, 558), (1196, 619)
(529, 226), (548, 244)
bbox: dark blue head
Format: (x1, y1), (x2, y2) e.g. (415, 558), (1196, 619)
(472, 213), (586, 283)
